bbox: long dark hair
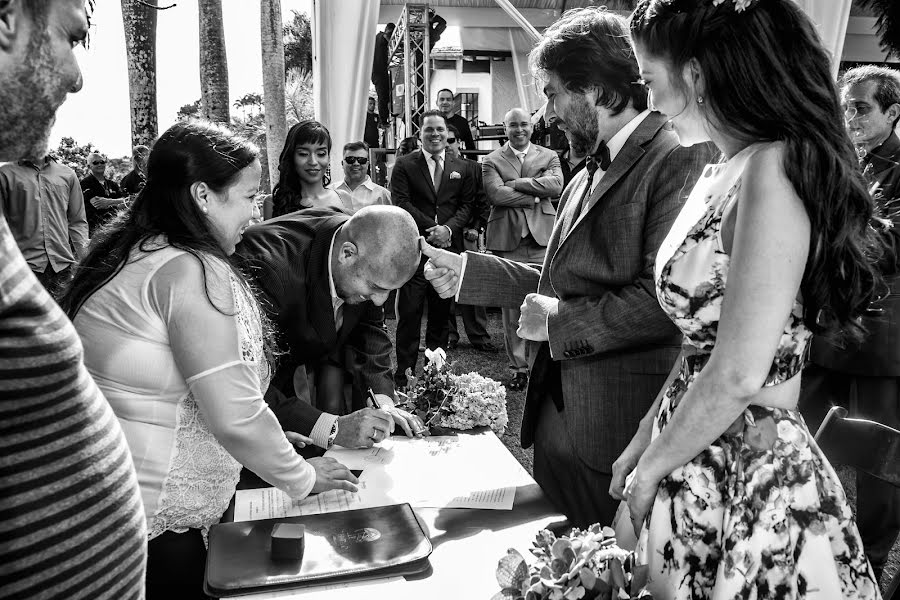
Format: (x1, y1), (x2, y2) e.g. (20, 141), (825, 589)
(630, 0), (882, 342)
(60, 121), (264, 335)
(271, 120), (332, 217)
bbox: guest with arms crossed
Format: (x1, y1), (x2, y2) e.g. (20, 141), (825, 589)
(0, 1), (147, 598)
(263, 120), (344, 219)
(588, 0), (877, 596)
(482, 107), (563, 390)
(800, 64), (900, 585)
(235, 205), (427, 448)
(436, 88), (476, 150)
(391, 109), (474, 387)
(422, 7), (713, 527)
(61, 121), (357, 599)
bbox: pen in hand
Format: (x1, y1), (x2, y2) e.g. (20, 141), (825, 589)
(368, 387), (426, 437)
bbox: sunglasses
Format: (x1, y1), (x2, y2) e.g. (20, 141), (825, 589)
(447, 138), (457, 144)
(91, 160), (107, 166)
(344, 156), (369, 165)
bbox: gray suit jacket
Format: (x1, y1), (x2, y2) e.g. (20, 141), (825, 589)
(482, 143), (563, 251)
(459, 112), (715, 472)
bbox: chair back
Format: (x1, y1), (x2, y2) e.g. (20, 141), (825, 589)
(814, 405), (900, 488)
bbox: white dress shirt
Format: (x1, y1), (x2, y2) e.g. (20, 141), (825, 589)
(334, 176), (392, 214)
(586, 110), (652, 197)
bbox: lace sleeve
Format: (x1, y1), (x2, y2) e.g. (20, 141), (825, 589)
(149, 253), (315, 499)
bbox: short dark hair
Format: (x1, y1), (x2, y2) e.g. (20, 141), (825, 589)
(530, 7), (647, 114)
(420, 110), (447, 127)
(343, 141), (369, 154)
(385, 22), (396, 31)
(446, 124), (460, 138)
(436, 88), (454, 100)
(841, 65), (900, 127)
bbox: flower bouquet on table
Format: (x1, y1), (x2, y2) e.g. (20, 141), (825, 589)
(397, 348), (509, 435)
(493, 524), (651, 600)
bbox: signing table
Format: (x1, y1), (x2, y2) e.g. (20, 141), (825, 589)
(219, 428), (565, 599)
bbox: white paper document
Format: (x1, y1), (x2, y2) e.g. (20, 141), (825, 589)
(234, 432), (528, 521)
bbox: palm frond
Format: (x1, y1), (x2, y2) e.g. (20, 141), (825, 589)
(858, 0), (900, 57)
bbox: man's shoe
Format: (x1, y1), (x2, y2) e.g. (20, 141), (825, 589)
(473, 341), (499, 353)
(507, 372), (528, 391)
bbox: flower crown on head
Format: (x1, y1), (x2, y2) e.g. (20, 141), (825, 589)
(711, 0), (755, 12)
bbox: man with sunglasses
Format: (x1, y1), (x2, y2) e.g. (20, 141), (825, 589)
(80, 150), (125, 235)
(334, 141), (391, 215)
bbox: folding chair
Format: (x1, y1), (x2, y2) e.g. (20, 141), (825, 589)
(814, 405), (900, 599)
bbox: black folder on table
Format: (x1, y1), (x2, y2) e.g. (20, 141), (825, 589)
(204, 503), (432, 597)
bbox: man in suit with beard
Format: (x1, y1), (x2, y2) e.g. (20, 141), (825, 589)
(235, 206), (427, 450)
(421, 8), (714, 526)
(391, 109), (474, 388)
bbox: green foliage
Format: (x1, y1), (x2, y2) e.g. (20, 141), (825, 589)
(283, 10), (312, 76)
(51, 136), (131, 181)
(176, 99), (202, 121)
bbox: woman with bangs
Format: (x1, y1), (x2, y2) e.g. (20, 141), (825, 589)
(609, 0), (883, 597)
(263, 120), (345, 219)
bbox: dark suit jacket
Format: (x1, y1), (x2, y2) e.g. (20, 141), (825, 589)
(482, 142), (562, 251)
(235, 209), (395, 435)
(79, 173), (123, 234)
(812, 131), (900, 375)
(447, 114), (475, 151)
(458, 112), (715, 472)
(390, 150), (474, 252)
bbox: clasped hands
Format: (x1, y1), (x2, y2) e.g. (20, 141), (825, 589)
(425, 224), (451, 248)
(420, 239), (556, 341)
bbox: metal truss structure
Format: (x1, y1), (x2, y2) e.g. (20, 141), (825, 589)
(388, 4), (431, 139)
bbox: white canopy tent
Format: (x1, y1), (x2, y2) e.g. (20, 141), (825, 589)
(312, 0), (854, 176)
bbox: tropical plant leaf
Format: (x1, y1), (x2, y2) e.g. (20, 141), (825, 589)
(858, 0), (900, 56)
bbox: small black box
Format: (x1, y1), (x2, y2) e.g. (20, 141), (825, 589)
(270, 523), (305, 561)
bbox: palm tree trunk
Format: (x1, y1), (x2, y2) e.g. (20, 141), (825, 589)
(261, 0), (287, 193)
(199, 0), (230, 123)
(121, 0), (158, 146)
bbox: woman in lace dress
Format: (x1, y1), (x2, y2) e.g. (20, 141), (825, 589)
(60, 121), (358, 599)
(607, 0), (883, 597)
(263, 120), (345, 219)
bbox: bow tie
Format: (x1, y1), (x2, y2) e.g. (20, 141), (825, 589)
(586, 141), (611, 173)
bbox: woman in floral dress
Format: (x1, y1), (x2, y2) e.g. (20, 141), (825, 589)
(608, 0), (883, 597)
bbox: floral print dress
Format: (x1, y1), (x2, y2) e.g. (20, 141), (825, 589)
(636, 144), (880, 599)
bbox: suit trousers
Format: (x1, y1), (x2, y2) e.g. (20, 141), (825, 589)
(533, 392), (619, 528)
(448, 300), (490, 346)
(799, 364), (900, 578)
(395, 258), (452, 385)
(495, 237), (547, 373)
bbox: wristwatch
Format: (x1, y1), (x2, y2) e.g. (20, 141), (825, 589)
(325, 419), (339, 450)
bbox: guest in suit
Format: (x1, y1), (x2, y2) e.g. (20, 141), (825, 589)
(483, 108), (563, 390)
(445, 124), (496, 352)
(235, 206), (427, 448)
(391, 110), (475, 387)
(421, 8), (713, 526)
(263, 120), (344, 220)
(558, 129), (587, 191)
(800, 64), (900, 582)
(80, 151), (126, 235)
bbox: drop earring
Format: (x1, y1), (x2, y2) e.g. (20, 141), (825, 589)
(697, 95), (704, 105)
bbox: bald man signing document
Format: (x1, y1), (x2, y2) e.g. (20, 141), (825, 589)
(235, 206), (428, 451)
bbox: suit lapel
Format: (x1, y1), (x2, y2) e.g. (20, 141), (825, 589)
(561, 113), (666, 242)
(416, 151), (437, 198)
(306, 221), (343, 346)
(501, 143), (521, 175)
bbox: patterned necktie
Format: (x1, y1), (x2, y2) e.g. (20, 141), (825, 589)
(567, 141), (611, 227)
(433, 154), (444, 192)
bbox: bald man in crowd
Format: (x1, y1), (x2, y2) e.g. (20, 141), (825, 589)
(235, 206), (428, 452)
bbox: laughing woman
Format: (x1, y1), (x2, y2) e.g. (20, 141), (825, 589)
(264, 120), (345, 219)
(607, 0), (884, 597)
(60, 121), (357, 598)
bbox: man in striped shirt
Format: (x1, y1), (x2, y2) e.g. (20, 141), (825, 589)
(0, 1), (148, 598)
